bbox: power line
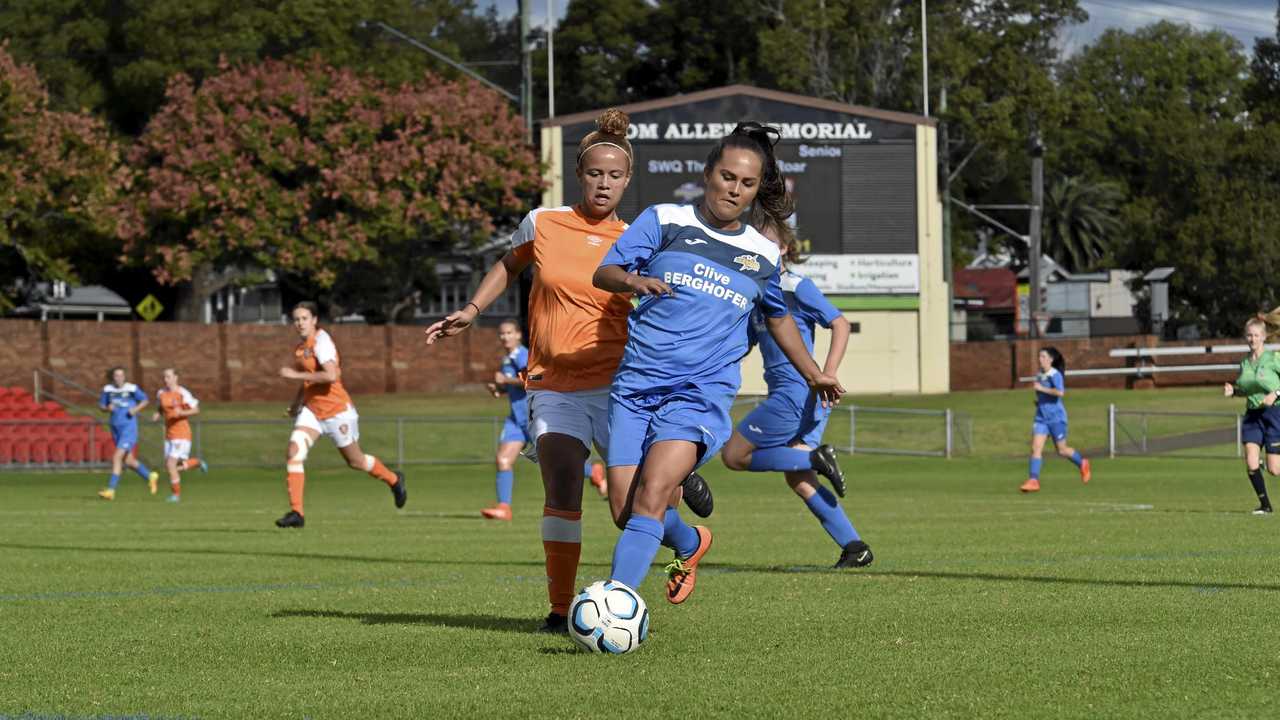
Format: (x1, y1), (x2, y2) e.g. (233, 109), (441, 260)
(1081, 0), (1269, 37)
(1133, 0), (1276, 28)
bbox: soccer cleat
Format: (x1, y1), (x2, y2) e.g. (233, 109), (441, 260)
(681, 471), (714, 518)
(166, 494), (180, 503)
(148, 471), (159, 495)
(481, 503), (512, 521)
(835, 540), (874, 568)
(537, 612), (568, 634)
(1080, 458), (1092, 484)
(275, 510), (305, 528)
(665, 525), (713, 605)
(97, 488), (115, 501)
(810, 445), (846, 497)
(1253, 504), (1273, 516)
(390, 471), (407, 509)
(589, 462), (607, 497)
(198, 459), (209, 473)
(1020, 478), (1041, 493)
(520, 443), (539, 465)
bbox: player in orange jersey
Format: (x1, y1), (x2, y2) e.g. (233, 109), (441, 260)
(275, 302), (407, 528)
(426, 109), (707, 632)
(150, 368), (207, 502)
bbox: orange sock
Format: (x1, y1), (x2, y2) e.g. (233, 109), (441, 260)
(364, 455), (397, 486)
(183, 458), (201, 471)
(170, 482), (181, 496)
(286, 472), (305, 515)
(542, 506), (583, 616)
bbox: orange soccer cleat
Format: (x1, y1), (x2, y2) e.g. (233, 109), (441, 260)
(481, 503), (512, 521)
(589, 462), (607, 497)
(665, 526), (713, 605)
(1080, 458), (1092, 484)
(1019, 478), (1041, 493)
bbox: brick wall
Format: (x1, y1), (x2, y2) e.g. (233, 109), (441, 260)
(951, 335), (1241, 390)
(0, 320), (499, 402)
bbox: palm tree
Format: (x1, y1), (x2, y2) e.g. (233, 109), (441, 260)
(1042, 175), (1123, 272)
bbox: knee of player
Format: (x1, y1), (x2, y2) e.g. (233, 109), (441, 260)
(496, 457), (515, 472)
(345, 454), (366, 470)
(720, 448), (750, 471)
(1056, 446), (1074, 458)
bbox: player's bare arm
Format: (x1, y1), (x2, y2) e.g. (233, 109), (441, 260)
(765, 314), (844, 406)
(425, 251), (531, 345)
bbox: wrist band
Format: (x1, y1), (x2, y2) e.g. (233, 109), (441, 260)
(465, 302), (480, 315)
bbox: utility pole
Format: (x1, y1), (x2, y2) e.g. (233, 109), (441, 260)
(546, 0), (555, 119)
(921, 0), (929, 116)
(940, 85), (951, 339)
(520, 0), (533, 140)
(1028, 132), (1045, 338)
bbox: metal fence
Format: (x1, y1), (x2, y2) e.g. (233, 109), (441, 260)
(1107, 404), (1241, 460)
(731, 398), (971, 458)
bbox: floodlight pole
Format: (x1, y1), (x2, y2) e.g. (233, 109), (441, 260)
(921, 0), (929, 116)
(1029, 133), (1044, 338)
(546, 0), (555, 119)
(520, 0), (533, 139)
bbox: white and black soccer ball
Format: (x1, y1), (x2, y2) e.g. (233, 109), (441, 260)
(568, 580), (649, 654)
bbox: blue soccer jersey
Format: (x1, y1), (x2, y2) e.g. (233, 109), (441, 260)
(753, 270), (843, 392)
(1034, 367), (1067, 423)
(100, 382), (147, 428)
(601, 203), (788, 397)
(500, 345), (529, 420)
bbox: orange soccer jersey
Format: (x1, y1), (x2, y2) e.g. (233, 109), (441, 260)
(296, 329), (352, 420)
(156, 386), (199, 441)
(511, 205), (631, 392)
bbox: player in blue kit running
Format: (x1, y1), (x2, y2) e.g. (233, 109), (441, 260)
(96, 366), (159, 500)
(593, 122), (843, 606)
(716, 217), (872, 568)
(1020, 347), (1091, 493)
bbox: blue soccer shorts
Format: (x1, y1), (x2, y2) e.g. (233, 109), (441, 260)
(737, 386), (831, 449)
(607, 384), (736, 469)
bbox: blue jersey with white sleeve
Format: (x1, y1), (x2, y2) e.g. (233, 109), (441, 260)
(753, 270), (843, 392)
(600, 203), (788, 397)
(1034, 368), (1067, 423)
(100, 382), (147, 428)
(500, 345), (529, 418)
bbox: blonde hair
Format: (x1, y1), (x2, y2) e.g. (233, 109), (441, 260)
(1251, 307), (1280, 342)
(576, 109), (632, 171)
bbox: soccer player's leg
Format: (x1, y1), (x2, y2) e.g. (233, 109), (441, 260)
(1242, 415), (1272, 514)
(334, 412), (406, 509)
(609, 439), (700, 595)
(1022, 424), (1048, 493)
(483, 418), (526, 519)
(164, 440), (183, 502)
(727, 392), (845, 496)
(1051, 424), (1089, 483)
(277, 411), (321, 527)
(785, 468), (871, 568)
(118, 427), (157, 494)
(99, 427), (126, 499)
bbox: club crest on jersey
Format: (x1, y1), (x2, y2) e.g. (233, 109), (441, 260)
(733, 254), (761, 273)
(585, 234), (603, 247)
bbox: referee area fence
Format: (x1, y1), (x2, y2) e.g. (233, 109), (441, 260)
(1107, 404), (1242, 460)
(2, 401), (973, 471)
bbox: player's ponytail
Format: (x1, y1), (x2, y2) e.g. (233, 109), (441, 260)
(757, 214), (804, 266)
(705, 122), (795, 233)
(1043, 346), (1066, 374)
(1257, 308), (1280, 342)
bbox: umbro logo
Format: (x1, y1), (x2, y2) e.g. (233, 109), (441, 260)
(586, 234), (603, 247)
(733, 254), (761, 272)
(684, 238), (708, 246)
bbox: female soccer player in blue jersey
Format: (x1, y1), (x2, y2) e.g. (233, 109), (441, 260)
(480, 319), (531, 520)
(593, 122), (843, 606)
(1020, 347), (1090, 493)
(717, 218), (872, 568)
(1223, 314), (1280, 514)
(97, 366), (159, 500)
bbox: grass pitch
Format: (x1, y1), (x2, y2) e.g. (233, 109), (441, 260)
(3, 389), (1279, 719)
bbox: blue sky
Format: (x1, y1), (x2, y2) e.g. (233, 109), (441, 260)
(484, 0), (1276, 55)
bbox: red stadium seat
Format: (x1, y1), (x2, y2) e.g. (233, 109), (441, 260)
(47, 439), (66, 464)
(29, 439), (49, 464)
(12, 439), (30, 464)
(66, 439), (85, 464)
(0, 438), (12, 464)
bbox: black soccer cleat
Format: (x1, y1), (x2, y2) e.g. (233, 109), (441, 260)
(275, 510), (305, 529)
(834, 540), (873, 568)
(537, 612), (568, 634)
(681, 471), (714, 518)
(391, 471), (407, 509)
(1253, 504), (1273, 516)
(810, 444), (846, 497)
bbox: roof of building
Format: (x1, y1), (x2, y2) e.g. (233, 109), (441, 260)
(954, 268), (1017, 310)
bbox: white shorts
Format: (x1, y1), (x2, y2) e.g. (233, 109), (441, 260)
(295, 405), (360, 448)
(528, 387), (611, 456)
(164, 439), (192, 461)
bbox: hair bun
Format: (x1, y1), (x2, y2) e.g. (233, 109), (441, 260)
(595, 108), (630, 137)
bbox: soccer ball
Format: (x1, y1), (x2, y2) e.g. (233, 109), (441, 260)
(568, 580), (649, 654)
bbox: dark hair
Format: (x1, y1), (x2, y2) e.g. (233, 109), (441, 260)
(1041, 346), (1065, 374)
(291, 301), (320, 319)
(704, 122), (794, 230)
(497, 318), (521, 331)
(106, 366), (125, 382)
(756, 215), (805, 266)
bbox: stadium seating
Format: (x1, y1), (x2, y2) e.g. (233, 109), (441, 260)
(0, 385), (112, 468)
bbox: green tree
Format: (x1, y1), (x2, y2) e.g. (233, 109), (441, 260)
(1246, 3), (1280, 123)
(1042, 175), (1122, 273)
(0, 43), (127, 307)
(545, 0), (653, 114)
(117, 57), (543, 322)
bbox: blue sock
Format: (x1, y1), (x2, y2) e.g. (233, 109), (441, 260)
(804, 486), (859, 547)
(748, 447), (811, 473)
(610, 516), (664, 590)
(1068, 450), (1084, 468)
(661, 506), (701, 558)
(133, 463), (151, 479)
(583, 459), (594, 476)
(108, 473), (120, 489)
(495, 469), (514, 504)
(1029, 457), (1042, 479)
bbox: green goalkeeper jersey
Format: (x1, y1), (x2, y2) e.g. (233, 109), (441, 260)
(1235, 350), (1280, 410)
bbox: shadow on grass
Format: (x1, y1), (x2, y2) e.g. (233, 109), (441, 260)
(271, 608), (538, 633)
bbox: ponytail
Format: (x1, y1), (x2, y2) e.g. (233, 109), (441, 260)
(1256, 308), (1280, 343)
(1043, 346), (1066, 374)
(705, 122), (794, 231)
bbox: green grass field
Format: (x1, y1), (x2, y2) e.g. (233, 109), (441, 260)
(4, 389), (1279, 718)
